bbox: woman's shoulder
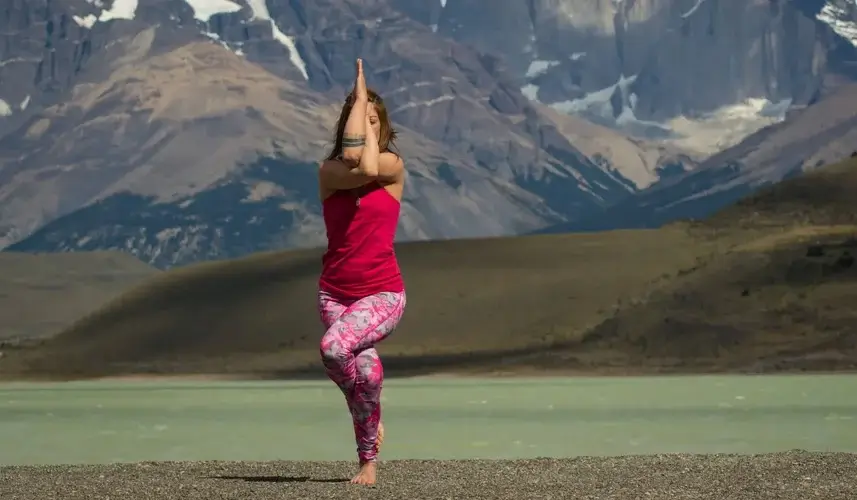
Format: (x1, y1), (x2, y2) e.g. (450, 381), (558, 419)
(379, 151), (404, 168)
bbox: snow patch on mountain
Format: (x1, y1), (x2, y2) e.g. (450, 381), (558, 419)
(73, 0), (138, 28)
(184, 0), (243, 22)
(525, 59), (561, 78)
(246, 0), (308, 79)
(681, 0), (707, 18)
(817, 0), (857, 47)
(666, 98), (793, 155)
(551, 73), (638, 117)
(521, 65), (793, 156)
(99, 0), (138, 22)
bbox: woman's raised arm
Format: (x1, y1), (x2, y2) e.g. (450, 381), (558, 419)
(340, 59), (369, 166)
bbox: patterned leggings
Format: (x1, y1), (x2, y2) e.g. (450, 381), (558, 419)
(317, 289), (406, 463)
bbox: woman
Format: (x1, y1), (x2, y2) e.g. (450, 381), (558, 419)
(316, 58), (406, 486)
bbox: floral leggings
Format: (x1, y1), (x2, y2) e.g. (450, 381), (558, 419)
(317, 289), (406, 463)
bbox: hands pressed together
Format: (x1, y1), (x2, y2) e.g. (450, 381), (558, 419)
(320, 57), (403, 190)
(353, 58), (368, 103)
(346, 59), (379, 176)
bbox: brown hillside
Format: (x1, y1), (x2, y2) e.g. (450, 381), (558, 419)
(524, 157), (857, 374)
(554, 228), (857, 374)
(705, 156), (857, 228)
(0, 229), (712, 379)
(0, 251), (156, 341)
(3, 157), (856, 380)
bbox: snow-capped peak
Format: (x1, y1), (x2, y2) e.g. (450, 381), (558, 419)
(817, 0), (857, 47)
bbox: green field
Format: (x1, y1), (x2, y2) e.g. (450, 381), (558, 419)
(1, 375), (856, 466)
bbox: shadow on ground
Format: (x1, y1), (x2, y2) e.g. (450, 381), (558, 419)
(208, 475), (348, 483)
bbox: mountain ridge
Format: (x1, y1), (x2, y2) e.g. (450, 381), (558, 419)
(3, 0), (857, 267)
(536, 81), (857, 235)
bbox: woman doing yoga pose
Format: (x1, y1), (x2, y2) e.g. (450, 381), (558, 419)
(316, 58), (406, 486)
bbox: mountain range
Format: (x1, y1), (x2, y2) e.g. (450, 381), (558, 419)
(1, 0), (857, 267)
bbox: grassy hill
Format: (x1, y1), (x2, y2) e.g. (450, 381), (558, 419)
(521, 156), (857, 374)
(0, 229), (714, 378)
(0, 251), (157, 343)
(511, 226), (857, 374)
(2, 157), (856, 380)
(702, 154), (857, 229)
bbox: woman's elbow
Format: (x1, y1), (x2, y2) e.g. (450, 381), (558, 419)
(357, 164), (379, 177)
(341, 148), (363, 165)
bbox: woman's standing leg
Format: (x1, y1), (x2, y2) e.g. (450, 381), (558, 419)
(317, 290), (406, 484)
(318, 292), (383, 409)
(351, 347), (385, 453)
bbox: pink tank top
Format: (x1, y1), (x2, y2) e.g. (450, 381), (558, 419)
(319, 182), (405, 300)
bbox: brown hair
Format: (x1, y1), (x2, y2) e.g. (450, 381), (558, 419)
(325, 88), (398, 161)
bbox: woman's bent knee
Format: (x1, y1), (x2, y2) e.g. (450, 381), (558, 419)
(320, 335), (347, 364)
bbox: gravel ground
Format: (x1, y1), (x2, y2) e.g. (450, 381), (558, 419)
(1, 451), (855, 499)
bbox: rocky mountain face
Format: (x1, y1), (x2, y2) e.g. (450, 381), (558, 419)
(0, 0), (691, 267)
(2, 0), (857, 268)
(537, 82), (857, 234)
(400, 0), (857, 154)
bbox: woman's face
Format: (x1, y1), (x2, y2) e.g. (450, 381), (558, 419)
(367, 103), (382, 144)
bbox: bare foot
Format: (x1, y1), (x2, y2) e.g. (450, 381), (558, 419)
(350, 423), (383, 485)
(350, 461), (377, 485)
